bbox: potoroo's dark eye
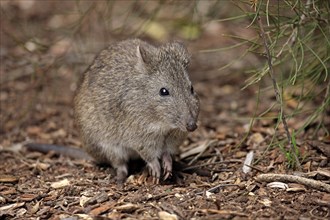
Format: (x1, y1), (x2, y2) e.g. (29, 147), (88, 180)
(159, 88), (170, 96)
(190, 85), (194, 94)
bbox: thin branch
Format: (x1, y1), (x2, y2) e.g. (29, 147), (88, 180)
(276, 0), (311, 57)
(256, 173), (330, 193)
(254, 7), (302, 170)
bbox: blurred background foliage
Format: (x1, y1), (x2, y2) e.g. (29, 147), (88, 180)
(245, 0), (330, 136)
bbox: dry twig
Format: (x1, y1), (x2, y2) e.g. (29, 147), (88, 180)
(204, 183), (241, 194)
(256, 173), (330, 193)
(254, 5), (301, 170)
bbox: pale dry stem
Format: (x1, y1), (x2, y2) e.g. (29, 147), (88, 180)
(255, 12), (302, 170)
(256, 173), (330, 193)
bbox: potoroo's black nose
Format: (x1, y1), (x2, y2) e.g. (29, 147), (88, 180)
(186, 121), (197, 132)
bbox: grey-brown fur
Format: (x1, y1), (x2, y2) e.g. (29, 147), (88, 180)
(74, 39), (199, 183)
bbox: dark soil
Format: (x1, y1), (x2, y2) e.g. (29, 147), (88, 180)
(1, 1), (329, 219)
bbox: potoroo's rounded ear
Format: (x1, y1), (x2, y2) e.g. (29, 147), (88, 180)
(161, 42), (190, 68)
(136, 44), (159, 73)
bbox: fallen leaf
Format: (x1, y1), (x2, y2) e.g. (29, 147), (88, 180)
(50, 129), (67, 138)
(36, 206), (51, 216)
(247, 133), (264, 147)
(90, 202), (114, 216)
(115, 203), (139, 213)
(16, 208), (27, 217)
(20, 194), (38, 201)
(38, 133), (52, 140)
(304, 168), (330, 179)
(30, 201), (40, 214)
(321, 193), (330, 203)
(1, 188), (16, 195)
(0, 196), (5, 203)
(0, 202), (25, 211)
(106, 212), (123, 219)
(26, 126), (42, 135)
(205, 191), (215, 199)
(51, 179), (70, 189)
(234, 151), (247, 158)
(82, 192), (109, 207)
(76, 214), (93, 220)
(35, 161), (51, 170)
(286, 183), (306, 192)
(242, 151), (254, 174)
(0, 175), (19, 183)
(79, 195), (90, 207)
(158, 211), (178, 220)
(259, 198), (272, 207)
(309, 141), (330, 157)
(303, 161), (311, 172)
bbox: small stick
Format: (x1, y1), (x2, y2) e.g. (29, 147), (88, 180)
(256, 173), (330, 193)
(254, 6), (301, 170)
(196, 183), (240, 195)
